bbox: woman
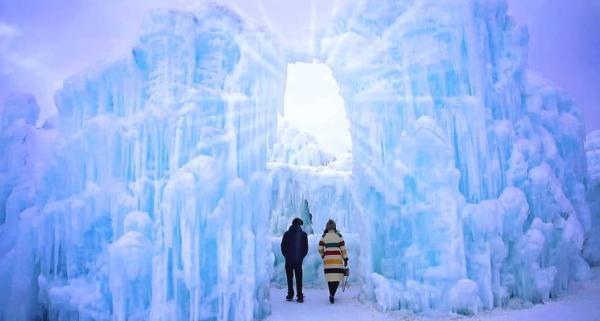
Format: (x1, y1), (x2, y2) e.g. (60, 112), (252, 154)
(318, 219), (348, 304)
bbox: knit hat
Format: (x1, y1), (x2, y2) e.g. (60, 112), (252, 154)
(325, 219), (336, 231)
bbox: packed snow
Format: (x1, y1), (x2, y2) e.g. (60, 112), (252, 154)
(268, 267), (600, 321)
(0, 1), (598, 321)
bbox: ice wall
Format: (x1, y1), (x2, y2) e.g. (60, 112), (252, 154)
(0, 94), (58, 321)
(269, 120), (335, 167)
(321, 0), (590, 314)
(268, 163), (356, 235)
(584, 130), (600, 265)
(267, 121), (355, 234)
(0, 94), (40, 225)
(267, 161), (362, 287)
(0, 0), (596, 319)
(0, 5), (287, 321)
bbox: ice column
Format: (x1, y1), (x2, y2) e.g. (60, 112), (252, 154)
(0, 94), (57, 321)
(584, 130), (600, 265)
(1, 5), (287, 321)
(321, 0), (590, 313)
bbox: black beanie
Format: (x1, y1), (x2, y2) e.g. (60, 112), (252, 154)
(292, 217), (303, 225)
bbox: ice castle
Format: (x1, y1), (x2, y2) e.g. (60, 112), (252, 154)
(0, 1), (598, 320)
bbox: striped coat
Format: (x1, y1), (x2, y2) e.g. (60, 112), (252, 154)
(318, 230), (348, 282)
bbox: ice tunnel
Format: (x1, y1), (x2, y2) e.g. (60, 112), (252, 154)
(268, 61), (358, 288)
(0, 1), (596, 320)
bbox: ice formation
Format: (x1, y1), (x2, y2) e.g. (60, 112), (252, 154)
(268, 120), (335, 167)
(266, 120), (360, 287)
(320, 0), (590, 313)
(0, 1), (597, 320)
(584, 130), (600, 265)
(2, 5), (287, 321)
(268, 160), (360, 287)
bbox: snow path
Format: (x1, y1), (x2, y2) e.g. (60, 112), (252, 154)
(268, 267), (600, 321)
(268, 285), (398, 321)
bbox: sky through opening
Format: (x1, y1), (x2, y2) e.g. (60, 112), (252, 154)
(281, 62), (351, 157)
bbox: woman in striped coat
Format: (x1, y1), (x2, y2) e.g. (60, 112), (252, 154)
(318, 219), (348, 304)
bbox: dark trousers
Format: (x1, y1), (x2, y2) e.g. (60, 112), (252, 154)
(328, 281), (339, 297)
(285, 264), (303, 297)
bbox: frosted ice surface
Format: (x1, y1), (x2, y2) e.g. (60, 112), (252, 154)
(1, 94), (39, 128)
(269, 120), (335, 166)
(584, 130), (600, 265)
(321, 0), (591, 314)
(449, 279), (482, 315)
(0, 0), (597, 320)
(2, 4), (287, 321)
(587, 131), (600, 184)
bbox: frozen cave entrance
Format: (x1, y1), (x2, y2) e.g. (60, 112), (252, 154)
(267, 62), (360, 287)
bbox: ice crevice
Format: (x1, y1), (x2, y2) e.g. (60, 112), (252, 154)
(0, 1), (598, 320)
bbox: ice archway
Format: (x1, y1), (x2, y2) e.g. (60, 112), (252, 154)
(0, 1), (594, 321)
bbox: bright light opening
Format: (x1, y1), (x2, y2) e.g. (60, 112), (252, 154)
(281, 62), (351, 157)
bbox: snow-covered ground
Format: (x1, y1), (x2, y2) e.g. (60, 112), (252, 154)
(269, 267), (600, 321)
(269, 286), (398, 321)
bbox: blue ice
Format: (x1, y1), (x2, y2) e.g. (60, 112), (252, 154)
(0, 1), (597, 320)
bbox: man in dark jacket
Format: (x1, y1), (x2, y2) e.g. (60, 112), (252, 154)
(280, 217), (309, 302)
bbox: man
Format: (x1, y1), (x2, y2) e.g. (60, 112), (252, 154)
(280, 217), (309, 303)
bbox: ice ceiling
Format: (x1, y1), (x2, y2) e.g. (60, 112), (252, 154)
(0, 1), (598, 321)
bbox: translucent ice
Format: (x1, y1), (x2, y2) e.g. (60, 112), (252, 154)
(0, 0), (597, 320)
(322, 0), (591, 313)
(266, 121), (361, 286)
(584, 130), (600, 265)
(2, 4), (286, 321)
(269, 120), (335, 167)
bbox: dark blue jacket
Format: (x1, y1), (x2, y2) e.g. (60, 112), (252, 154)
(281, 224), (308, 266)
